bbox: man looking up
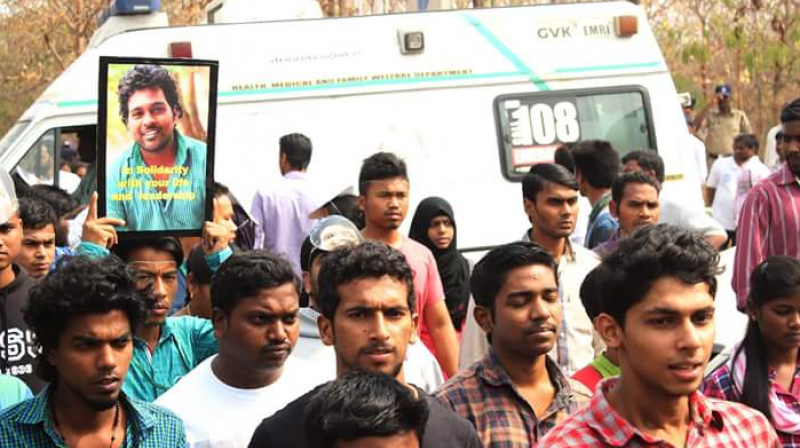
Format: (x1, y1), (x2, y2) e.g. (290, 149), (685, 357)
(16, 197), (57, 279)
(539, 225), (780, 447)
(436, 242), (591, 446)
(734, 98), (800, 311)
(112, 236), (217, 401)
(0, 256), (187, 447)
(107, 64), (207, 232)
(357, 152), (459, 377)
(571, 140), (620, 249)
(0, 170), (41, 393)
(594, 172), (660, 258)
(305, 369), (430, 448)
(251, 133), (317, 275)
(248, 242), (481, 447)
(621, 150), (728, 249)
(156, 251), (315, 447)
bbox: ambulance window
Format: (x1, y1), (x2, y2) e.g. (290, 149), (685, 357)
(15, 130), (56, 187)
(495, 87), (654, 180)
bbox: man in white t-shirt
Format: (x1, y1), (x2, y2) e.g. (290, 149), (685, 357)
(156, 251), (318, 448)
(706, 133), (770, 246)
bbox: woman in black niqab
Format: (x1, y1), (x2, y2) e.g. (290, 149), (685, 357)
(409, 197), (470, 331)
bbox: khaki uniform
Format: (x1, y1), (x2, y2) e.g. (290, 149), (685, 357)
(699, 108), (752, 157)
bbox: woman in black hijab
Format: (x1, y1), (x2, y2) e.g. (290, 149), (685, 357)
(409, 197), (470, 332)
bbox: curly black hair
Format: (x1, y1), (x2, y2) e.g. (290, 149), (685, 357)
(304, 369), (429, 448)
(597, 224), (721, 327)
(211, 250), (299, 315)
(24, 255), (152, 382)
(117, 64), (183, 124)
(18, 197), (57, 231)
(316, 241), (414, 321)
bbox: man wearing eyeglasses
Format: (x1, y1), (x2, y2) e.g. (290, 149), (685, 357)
(110, 236), (219, 402)
(733, 98), (800, 312)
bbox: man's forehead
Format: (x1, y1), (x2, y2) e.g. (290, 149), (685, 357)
(128, 86), (168, 106)
(129, 260), (177, 272)
(622, 182), (659, 200)
(540, 182), (577, 199)
(23, 225), (55, 238)
(366, 178), (409, 191)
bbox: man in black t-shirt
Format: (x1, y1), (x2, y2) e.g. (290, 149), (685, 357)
(248, 242), (480, 448)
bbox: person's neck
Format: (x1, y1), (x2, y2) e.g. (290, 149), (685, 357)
(586, 188), (610, 207)
(136, 322), (162, 352)
(141, 145), (176, 167)
(604, 348), (621, 366)
(0, 265), (16, 289)
(362, 225), (403, 249)
(766, 344), (799, 368)
(51, 384), (119, 435)
(336, 363), (406, 385)
(606, 375), (691, 442)
(493, 344), (550, 388)
(212, 353), (283, 389)
(530, 228), (567, 263)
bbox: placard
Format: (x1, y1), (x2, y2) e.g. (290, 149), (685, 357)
(98, 56), (218, 236)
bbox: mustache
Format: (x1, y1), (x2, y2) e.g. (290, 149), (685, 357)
(523, 324), (557, 335)
(262, 343), (292, 353)
(358, 342), (396, 355)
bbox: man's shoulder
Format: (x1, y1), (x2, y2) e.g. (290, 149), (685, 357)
(154, 358), (212, 409)
(537, 404), (597, 447)
(569, 243), (601, 266)
(422, 391), (481, 443)
(126, 395), (186, 439)
(400, 236), (436, 265)
(250, 387), (319, 446)
(0, 395), (37, 422)
(704, 395), (769, 424)
(435, 363), (480, 398)
(166, 315), (212, 333)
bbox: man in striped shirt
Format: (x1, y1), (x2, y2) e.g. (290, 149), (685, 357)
(106, 64), (207, 232)
(733, 98), (800, 311)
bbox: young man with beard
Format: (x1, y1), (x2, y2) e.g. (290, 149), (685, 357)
(0, 256), (186, 447)
(357, 152), (459, 377)
(248, 242), (481, 447)
(436, 242), (591, 446)
(156, 251), (316, 447)
(734, 98), (800, 311)
(112, 236), (218, 402)
(107, 64), (207, 232)
(539, 225), (780, 447)
(16, 198), (57, 279)
(594, 172), (660, 258)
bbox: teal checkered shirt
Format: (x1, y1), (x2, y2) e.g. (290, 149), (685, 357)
(0, 386), (186, 447)
(106, 130), (207, 232)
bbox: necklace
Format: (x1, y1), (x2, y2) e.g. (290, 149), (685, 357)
(53, 400), (121, 448)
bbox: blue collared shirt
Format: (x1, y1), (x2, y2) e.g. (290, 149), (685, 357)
(122, 316), (218, 402)
(106, 130), (207, 232)
(0, 387), (186, 447)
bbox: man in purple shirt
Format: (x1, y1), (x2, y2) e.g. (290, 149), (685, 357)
(251, 133), (317, 274)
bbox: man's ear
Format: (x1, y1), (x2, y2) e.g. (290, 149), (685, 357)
(595, 313), (623, 349)
(318, 314), (334, 347)
(211, 308), (227, 341)
(474, 305), (494, 338)
(409, 312), (420, 344)
(609, 200), (619, 219)
(358, 194), (366, 212)
(523, 198), (535, 223)
(302, 272), (312, 296)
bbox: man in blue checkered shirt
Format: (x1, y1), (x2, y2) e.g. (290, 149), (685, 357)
(0, 255), (186, 447)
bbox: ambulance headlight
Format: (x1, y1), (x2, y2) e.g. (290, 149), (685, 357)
(398, 30), (425, 55)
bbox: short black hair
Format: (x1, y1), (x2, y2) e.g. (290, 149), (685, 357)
(186, 246), (213, 285)
(304, 369), (428, 448)
(734, 133), (759, 152)
(553, 143), (577, 174)
(112, 235), (184, 266)
(279, 133), (313, 171)
(316, 241), (414, 321)
(18, 197), (57, 231)
(571, 140), (620, 189)
(777, 130), (785, 142)
(521, 163), (578, 202)
(24, 255), (151, 382)
(610, 171), (661, 205)
(471, 242), (557, 313)
(621, 150), (665, 184)
(211, 181), (230, 199)
(781, 98), (800, 124)
(211, 251), (299, 315)
(597, 224), (721, 327)
(359, 152), (408, 196)
(118, 64), (183, 124)
(24, 184), (79, 218)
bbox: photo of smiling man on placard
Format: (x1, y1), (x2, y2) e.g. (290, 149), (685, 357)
(100, 57), (217, 234)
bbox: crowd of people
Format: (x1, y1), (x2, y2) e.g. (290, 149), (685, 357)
(0, 80), (799, 448)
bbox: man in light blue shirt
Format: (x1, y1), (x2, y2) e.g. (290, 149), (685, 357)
(251, 133), (318, 275)
(106, 64), (206, 232)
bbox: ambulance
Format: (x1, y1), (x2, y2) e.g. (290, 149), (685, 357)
(0, 0), (704, 253)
